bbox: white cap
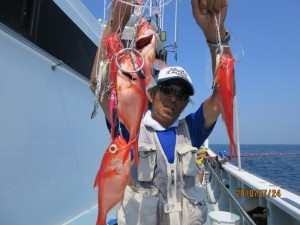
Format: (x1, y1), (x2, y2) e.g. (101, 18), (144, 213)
(155, 66), (194, 95)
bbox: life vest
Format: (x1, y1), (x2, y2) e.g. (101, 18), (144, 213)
(117, 119), (208, 225)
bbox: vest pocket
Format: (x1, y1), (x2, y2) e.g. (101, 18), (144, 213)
(182, 184), (208, 224)
(177, 144), (199, 176)
(118, 185), (159, 225)
(137, 143), (157, 181)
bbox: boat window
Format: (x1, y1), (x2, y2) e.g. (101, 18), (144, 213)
(0, 0), (38, 37)
(0, 0), (97, 79)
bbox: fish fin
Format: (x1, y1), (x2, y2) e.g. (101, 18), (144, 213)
(94, 170), (101, 188)
(102, 170), (117, 179)
(115, 159), (128, 175)
(94, 171), (114, 188)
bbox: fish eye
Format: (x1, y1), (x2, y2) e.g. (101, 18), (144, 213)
(109, 144), (117, 153)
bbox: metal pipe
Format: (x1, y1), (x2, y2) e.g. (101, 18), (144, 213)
(234, 96), (242, 170)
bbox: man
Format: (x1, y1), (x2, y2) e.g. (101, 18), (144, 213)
(90, 0), (232, 224)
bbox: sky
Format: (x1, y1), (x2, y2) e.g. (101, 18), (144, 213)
(80, 0), (300, 145)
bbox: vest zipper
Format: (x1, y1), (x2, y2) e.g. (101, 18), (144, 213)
(171, 169), (175, 185)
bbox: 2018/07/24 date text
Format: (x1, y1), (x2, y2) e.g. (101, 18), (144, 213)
(235, 189), (281, 198)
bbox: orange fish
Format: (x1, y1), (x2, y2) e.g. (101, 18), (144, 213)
(214, 53), (237, 161)
(135, 21), (157, 89)
(94, 136), (131, 225)
(116, 51), (147, 167)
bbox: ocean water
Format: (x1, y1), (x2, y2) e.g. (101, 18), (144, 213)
(210, 144), (300, 194)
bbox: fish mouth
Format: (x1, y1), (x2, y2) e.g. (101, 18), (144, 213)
(122, 72), (136, 81)
(136, 34), (154, 49)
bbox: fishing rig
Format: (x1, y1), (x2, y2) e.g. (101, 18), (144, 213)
(91, 0), (181, 118)
(93, 0), (245, 170)
(98, 0), (180, 62)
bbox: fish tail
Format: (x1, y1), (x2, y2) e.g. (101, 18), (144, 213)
(93, 173), (99, 188)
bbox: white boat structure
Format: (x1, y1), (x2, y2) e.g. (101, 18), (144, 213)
(202, 141), (300, 225)
(0, 1), (109, 225)
(0, 1), (299, 225)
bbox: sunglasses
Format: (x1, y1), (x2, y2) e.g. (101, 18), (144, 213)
(158, 84), (190, 101)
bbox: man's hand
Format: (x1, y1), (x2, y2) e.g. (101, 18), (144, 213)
(191, 0), (228, 42)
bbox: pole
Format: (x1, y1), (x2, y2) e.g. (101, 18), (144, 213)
(234, 96), (242, 170)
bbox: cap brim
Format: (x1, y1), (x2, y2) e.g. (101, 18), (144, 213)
(157, 77), (194, 95)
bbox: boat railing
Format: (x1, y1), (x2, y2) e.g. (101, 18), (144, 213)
(204, 158), (257, 225)
(204, 149), (300, 225)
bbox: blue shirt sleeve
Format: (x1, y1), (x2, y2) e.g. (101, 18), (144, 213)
(185, 102), (216, 149)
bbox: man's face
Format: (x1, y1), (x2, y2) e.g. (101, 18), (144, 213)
(148, 80), (189, 128)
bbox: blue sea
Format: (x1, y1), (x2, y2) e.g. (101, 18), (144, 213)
(210, 144), (300, 194)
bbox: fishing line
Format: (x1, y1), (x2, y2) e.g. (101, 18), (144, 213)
(213, 12), (242, 168)
(213, 14), (244, 61)
(93, 0), (128, 111)
(214, 13), (223, 54)
(227, 30), (245, 62)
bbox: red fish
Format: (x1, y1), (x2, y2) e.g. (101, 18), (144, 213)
(213, 53), (237, 161)
(94, 136), (131, 225)
(103, 32), (147, 166)
(116, 51), (147, 167)
(135, 21), (157, 89)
